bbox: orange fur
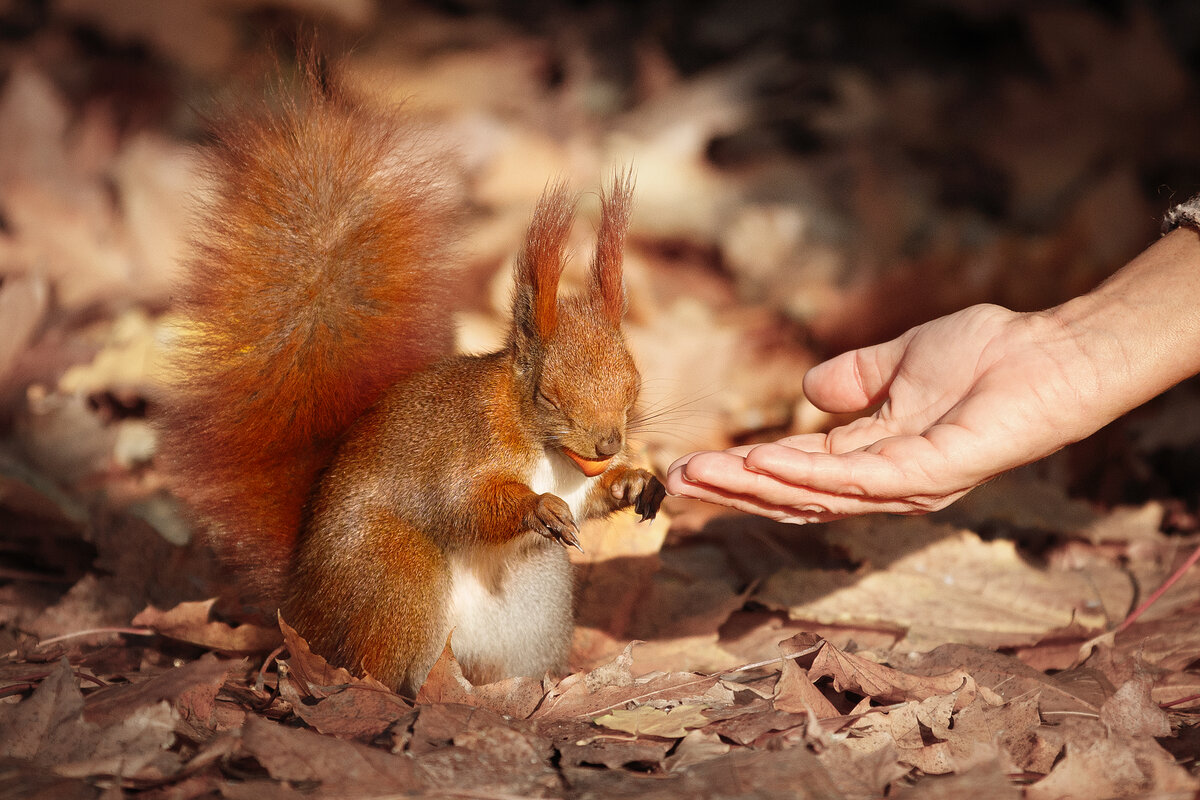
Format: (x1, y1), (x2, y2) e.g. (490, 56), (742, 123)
(513, 183), (573, 343)
(159, 72), (460, 604)
(592, 173), (634, 325)
(160, 64), (664, 695)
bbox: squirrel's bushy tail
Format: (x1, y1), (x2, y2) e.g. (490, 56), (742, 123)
(159, 70), (461, 604)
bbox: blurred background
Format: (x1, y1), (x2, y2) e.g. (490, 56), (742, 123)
(4, 0), (1200, 668)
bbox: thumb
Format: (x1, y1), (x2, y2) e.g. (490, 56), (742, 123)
(803, 334), (910, 413)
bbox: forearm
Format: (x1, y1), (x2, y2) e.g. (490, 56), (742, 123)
(1048, 226), (1200, 433)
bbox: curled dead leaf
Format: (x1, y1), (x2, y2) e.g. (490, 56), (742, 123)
(132, 600), (280, 654)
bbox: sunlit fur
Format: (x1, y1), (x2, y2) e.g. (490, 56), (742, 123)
(161, 62), (660, 696)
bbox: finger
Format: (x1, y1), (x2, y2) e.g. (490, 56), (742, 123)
(666, 458), (952, 520)
(803, 333), (912, 413)
(664, 474), (827, 523)
(744, 437), (949, 500)
(768, 421), (905, 457)
(668, 445), (757, 475)
(675, 450), (872, 509)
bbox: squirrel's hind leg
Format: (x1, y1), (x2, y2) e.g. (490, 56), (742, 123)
(286, 509), (452, 696)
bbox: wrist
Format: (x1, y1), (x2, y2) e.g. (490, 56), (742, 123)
(1049, 227), (1200, 423)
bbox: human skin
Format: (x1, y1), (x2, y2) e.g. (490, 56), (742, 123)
(665, 226), (1200, 523)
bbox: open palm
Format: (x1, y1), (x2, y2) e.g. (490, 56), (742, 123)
(666, 304), (1107, 523)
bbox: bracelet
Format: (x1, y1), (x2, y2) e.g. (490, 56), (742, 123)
(1162, 194), (1200, 234)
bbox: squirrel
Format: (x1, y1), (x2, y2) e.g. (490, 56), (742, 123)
(159, 64), (665, 696)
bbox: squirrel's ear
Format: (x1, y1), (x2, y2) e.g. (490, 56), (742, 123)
(590, 170), (634, 325)
(513, 183), (574, 346)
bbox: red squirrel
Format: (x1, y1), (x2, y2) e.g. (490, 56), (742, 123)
(159, 66), (665, 695)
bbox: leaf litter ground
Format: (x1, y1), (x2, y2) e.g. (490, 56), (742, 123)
(5, 2), (1200, 798)
(5, 460), (1200, 798)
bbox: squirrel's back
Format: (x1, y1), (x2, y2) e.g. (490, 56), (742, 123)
(159, 69), (461, 603)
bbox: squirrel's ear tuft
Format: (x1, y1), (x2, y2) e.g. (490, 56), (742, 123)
(513, 182), (574, 346)
(590, 169), (634, 324)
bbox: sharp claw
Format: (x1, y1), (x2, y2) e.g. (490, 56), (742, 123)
(559, 525), (582, 552)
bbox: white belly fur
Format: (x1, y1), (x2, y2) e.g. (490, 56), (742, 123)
(447, 449), (597, 681)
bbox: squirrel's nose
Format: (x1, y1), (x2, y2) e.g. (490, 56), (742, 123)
(595, 430), (622, 458)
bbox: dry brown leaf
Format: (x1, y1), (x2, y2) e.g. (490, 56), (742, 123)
(0, 659), (178, 780)
(817, 741), (909, 800)
(906, 642), (1107, 715)
(953, 694), (1060, 775)
(572, 744), (845, 800)
(759, 517), (1127, 651)
(533, 648), (720, 722)
(703, 703), (808, 746)
(133, 600), (280, 654)
(416, 721), (561, 797)
(0, 658), (89, 762)
(82, 652), (243, 730)
(890, 758), (1021, 800)
(279, 675), (413, 741)
(773, 654), (841, 719)
(809, 639), (984, 710)
(663, 729), (732, 773)
(1025, 719), (1198, 800)
(1100, 673), (1171, 739)
(239, 714), (422, 793)
(54, 702), (178, 780)
(414, 638), (476, 707)
(558, 732), (676, 772)
(593, 704), (711, 738)
(277, 615), (389, 700)
(412, 637), (545, 718)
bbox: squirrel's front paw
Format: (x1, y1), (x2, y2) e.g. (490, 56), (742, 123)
(611, 469), (666, 521)
(528, 493), (582, 552)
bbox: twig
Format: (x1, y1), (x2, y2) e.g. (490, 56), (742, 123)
(1160, 693), (1200, 709)
(256, 643), (285, 693)
(1116, 540), (1200, 634)
(3, 626), (156, 660)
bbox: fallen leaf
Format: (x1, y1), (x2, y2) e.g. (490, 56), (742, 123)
(905, 643), (1107, 715)
(239, 714), (422, 793)
(809, 638), (984, 710)
(411, 637), (545, 719)
(416, 721), (561, 797)
(1100, 673), (1170, 739)
(0, 658), (177, 780)
(414, 637), (473, 707)
(773, 652), (841, 719)
(759, 518), (1127, 649)
(133, 600), (280, 654)
(663, 728), (732, 772)
(817, 741), (909, 800)
(534, 662), (720, 722)
(890, 757), (1021, 799)
(1025, 719), (1198, 800)
(82, 652), (243, 730)
(278, 615), (390, 699)
(953, 693), (1060, 775)
(0, 658), (88, 762)
(593, 704), (711, 738)
(279, 674), (413, 741)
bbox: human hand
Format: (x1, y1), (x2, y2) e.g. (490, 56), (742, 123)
(665, 303), (1113, 522)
